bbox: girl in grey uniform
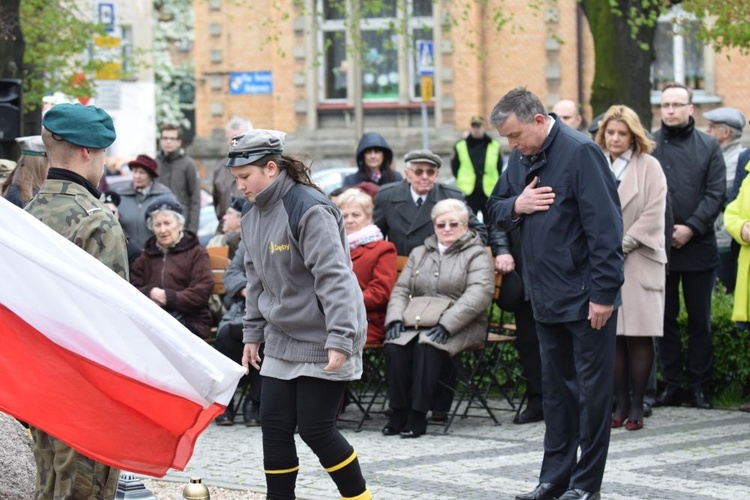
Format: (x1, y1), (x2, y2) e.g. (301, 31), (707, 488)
(227, 129), (371, 500)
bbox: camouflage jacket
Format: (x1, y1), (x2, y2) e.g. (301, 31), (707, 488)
(26, 180), (129, 280)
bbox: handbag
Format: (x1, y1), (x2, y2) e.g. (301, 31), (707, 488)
(401, 252), (452, 329)
(402, 296), (452, 329)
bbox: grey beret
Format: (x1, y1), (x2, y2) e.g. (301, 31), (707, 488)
(403, 149), (442, 168)
(703, 107), (746, 131)
(226, 129), (286, 167)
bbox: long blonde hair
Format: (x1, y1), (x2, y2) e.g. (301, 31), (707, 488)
(595, 105), (655, 155)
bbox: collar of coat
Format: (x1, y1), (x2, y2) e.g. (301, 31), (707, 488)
(661, 116), (696, 139)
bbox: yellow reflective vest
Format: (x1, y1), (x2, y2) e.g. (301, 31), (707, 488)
(455, 139), (501, 197)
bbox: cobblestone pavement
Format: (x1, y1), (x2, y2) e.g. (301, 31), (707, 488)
(161, 403), (750, 499)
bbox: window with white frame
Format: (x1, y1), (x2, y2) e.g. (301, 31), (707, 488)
(651, 9), (705, 92)
(317, 0), (434, 102)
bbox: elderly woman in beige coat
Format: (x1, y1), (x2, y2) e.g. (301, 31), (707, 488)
(381, 198), (494, 438)
(596, 105), (668, 431)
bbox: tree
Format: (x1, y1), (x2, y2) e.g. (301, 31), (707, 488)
(681, 0), (750, 54)
(580, 0), (661, 124)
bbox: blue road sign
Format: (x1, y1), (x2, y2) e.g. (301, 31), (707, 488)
(229, 72), (273, 95)
(416, 40), (434, 76)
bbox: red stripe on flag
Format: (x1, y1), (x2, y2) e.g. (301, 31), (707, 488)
(0, 304), (225, 477)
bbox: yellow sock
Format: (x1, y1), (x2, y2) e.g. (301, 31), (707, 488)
(341, 487), (372, 500)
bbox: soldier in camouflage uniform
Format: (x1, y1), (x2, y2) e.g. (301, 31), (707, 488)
(25, 103), (127, 500)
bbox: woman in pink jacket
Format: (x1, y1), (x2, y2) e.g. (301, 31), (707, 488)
(595, 105), (668, 431)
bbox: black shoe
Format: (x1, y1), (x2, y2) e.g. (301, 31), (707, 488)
(691, 389), (713, 409)
(243, 400), (261, 426)
(514, 408), (544, 425)
(215, 404), (235, 426)
(400, 410), (427, 438)
(381, 425), (401, 436)
(515, 482), (567, 500)
(557, 488), (601, 500)
(430, 410), (448, 422)
(654, 386), (683, 407)
(643, 402), (653, 418)
(399, 429), (424, 439)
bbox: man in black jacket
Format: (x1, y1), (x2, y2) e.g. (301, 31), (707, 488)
(488, 87), (623, 500)
(652, 83), (726, 410)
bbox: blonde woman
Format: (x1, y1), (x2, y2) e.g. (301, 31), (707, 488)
(595, 105), (668, 431)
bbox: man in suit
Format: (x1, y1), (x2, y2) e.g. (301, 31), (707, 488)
(487, 87), (623, 500)
(373, 149), (487, 256)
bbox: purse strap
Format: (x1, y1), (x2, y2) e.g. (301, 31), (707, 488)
(409, 250), (432, 300)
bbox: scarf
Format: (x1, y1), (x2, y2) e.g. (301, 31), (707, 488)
(347, 223), (383, 250)
(608, 147), (634, 184)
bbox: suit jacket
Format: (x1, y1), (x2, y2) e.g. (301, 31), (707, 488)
(617, 153), (667, 336)
(373, 180), (487, 256)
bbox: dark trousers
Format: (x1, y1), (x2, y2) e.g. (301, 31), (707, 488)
(537, 317), (616, 493)
(716, 243), (738, 293)
(261, 376), (364, 497)
(514, 301), (543, 411)
(661, 269), (714, 391)
(384, 340), (447, 413)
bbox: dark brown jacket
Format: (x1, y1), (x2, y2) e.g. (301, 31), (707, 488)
(130, 230), (214, 338)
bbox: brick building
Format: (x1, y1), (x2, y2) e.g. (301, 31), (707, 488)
(190, 0), (750, 177)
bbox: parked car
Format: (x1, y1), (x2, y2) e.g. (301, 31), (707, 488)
(311, 167), (357, 194)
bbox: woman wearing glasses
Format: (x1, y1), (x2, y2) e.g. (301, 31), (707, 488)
(382, 198), (494, 438)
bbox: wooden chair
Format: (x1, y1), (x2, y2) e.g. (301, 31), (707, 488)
(206, 246), (230, 295)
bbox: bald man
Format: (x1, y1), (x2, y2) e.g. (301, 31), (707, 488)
(551, 100), (583, 130)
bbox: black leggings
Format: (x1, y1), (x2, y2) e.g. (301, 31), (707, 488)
(261, 376), (368, 500)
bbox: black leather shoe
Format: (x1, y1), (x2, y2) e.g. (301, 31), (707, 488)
(557, 488), (601, 500)
(514, 408), (544, 425)
(654, 387), (683, 407)
(215, 405), (235, 426)
(399, 428), (425, 439)
(515, 482), (567, 500)
(381, 425), (400, 436)
(430, 410), (448, 422)
(691, 389), (713, 409)
(643, 402), (653, 418)
(243, 400), (261, 426)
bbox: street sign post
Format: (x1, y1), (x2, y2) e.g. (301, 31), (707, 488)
(416, 40), (434, 149)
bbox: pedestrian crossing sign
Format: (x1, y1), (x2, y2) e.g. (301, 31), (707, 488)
(416, 40), (434, 76)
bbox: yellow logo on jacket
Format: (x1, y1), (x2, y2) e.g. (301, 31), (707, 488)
(269, 241), (291, 254)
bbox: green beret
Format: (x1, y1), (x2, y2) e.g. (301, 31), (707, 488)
(43, 103), (116, 149)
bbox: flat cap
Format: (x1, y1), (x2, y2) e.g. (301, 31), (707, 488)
(226, 129), (286, 167)
(470, 115), (486, 126)
(703, 107), (746, 131)
(403, 149), (442, 168)
(43, 103), (116, 149)
(15, 135), (46, 157)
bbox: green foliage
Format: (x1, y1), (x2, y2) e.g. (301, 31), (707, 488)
(19, 0), (109, 111)
(153, 0), (194, 130)
(677, 282), (750, 405)
(681, 0), (750, 54)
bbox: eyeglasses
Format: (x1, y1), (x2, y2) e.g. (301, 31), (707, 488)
(160, 136), (180, 141)
(435, 221), (464, 230)
(470, 123), (483, 128)
(408, 167), (438, 177)
(660, 102), (690, 109)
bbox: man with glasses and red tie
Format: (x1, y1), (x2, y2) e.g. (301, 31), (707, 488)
(652, 82), (726, 410)
(155, 124), (201, 233)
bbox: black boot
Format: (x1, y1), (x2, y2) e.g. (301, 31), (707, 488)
(244, 398), (261, 426)
(215, 399), (235, 426)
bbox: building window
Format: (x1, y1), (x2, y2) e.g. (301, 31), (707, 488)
(317, 0), (434, 103)
(651, 9), (707, 94)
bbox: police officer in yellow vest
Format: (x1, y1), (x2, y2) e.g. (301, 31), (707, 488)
(451, 115), (502, 220)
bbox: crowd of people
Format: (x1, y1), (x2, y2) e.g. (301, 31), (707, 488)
(7, 83), (749, 500)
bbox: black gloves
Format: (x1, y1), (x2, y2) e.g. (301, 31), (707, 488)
(386, 321), (404, 341)
(426, 324), (450, 344)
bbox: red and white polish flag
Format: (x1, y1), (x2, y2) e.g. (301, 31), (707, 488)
(0, 197), (245, 477)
